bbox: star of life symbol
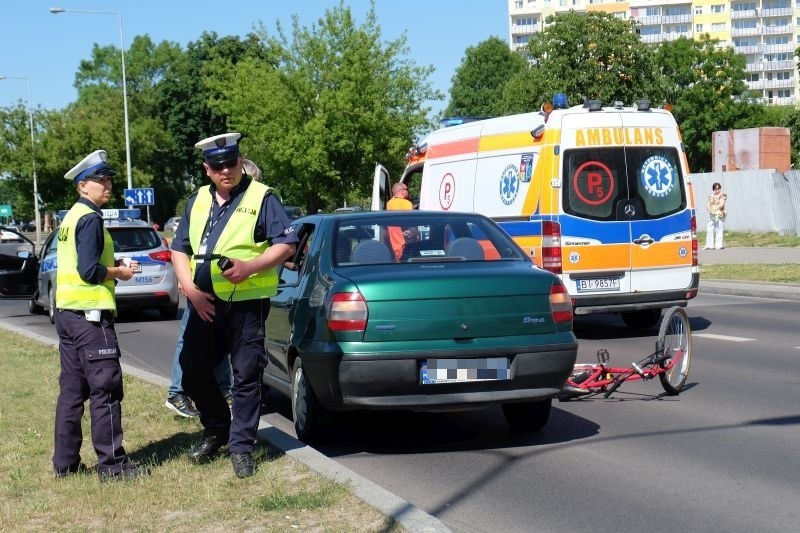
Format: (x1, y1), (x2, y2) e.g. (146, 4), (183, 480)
(500, 164), (520, 205)
(569, 251), (580, 264)
(641, 155), (675, 198)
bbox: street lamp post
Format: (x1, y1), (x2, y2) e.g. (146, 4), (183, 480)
(0, 75), (42, 245)
(50, 7), (133, 190)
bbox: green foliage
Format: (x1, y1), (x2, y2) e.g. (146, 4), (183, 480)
(445, 36), (526, 118)
(500, 12), (658, 114)
(653, 36), (755, 171)
(205, 1), (440, 213)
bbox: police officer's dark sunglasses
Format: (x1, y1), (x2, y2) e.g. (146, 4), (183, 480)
(208, 159), (239, 171)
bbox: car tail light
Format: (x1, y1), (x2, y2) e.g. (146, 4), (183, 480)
(690, 215), (697, 266)
(541, 220), (562, 274)
(550, 282), (573, 323)
(149, 250), (172, 263)
(327, 292), (368, 331)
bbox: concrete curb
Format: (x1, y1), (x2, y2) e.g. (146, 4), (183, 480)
(700, 280), (800, 301)
(256, 423), (451, 532)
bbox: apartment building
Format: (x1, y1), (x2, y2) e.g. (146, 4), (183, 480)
(508, 0), (800, 105)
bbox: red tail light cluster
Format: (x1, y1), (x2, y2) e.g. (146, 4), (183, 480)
(549, 282), (573, 323)
(541, 220), (562, 274)
(149, 250), (172, 263)
(327, 292), (368, 331)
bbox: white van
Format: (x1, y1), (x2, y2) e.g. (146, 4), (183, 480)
(373, 96), (699, 328)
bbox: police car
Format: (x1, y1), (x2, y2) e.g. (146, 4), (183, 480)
(28, 209), (179, 323)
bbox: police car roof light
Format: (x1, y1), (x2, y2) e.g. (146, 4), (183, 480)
(636, 99), (651, 111)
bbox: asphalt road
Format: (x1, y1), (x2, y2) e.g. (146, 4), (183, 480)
(2, 289), (799, 532)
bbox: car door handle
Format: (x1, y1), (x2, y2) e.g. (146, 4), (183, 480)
(633, 236), (654, 245)
(285, 297), (295, 309)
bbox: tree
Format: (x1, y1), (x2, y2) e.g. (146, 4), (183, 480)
(445, 36), (526, 118)
(205, 1), (441, 213)
(499, 11), (658, 114)
(653, 36), (757, 171)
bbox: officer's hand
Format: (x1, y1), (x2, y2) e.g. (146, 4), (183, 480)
(185, 285), (215, 322)
(117, 265), (136, 281)
(220, 257), (251, 284)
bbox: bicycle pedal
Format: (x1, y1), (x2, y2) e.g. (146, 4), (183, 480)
(632, 362), (647, 378)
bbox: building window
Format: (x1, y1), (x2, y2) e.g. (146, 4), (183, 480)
(711, 22), (726, 31)
(514, 0), (523, 8)
(747, 73), (760, 82)
(696, 24), (704, 33)
(777, 71), (791, 80)
(711, 4), (726, 13)
(765, 35), (790, 45)
(733, 2), (757, 10)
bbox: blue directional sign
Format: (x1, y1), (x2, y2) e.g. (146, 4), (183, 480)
(124, 188), (155, 206)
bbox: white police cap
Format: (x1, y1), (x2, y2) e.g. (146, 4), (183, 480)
(195, 132), (241, 163)
(64, 149), (117, 185)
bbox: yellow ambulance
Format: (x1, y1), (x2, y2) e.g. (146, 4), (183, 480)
(373, 95), (699, 329)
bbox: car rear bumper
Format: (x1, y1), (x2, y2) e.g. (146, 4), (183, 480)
(116, 292), (177, 309)
(301, 342), (578, 410)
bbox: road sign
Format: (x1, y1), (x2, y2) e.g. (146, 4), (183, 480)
(124, 188), (155, 206)
(0, 204), (12, 217)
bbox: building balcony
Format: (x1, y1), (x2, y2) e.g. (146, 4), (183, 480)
(662, 14), (692, 24)
(730, 9), (757, 20)
(734, 44), (761, 54)
(762, 60), (796, 71)
(632, 15), (662, 26)
(731, 27), (760, 37)
(763, 78), (795, 89)
(760, 7), (793, 18)
(762, 25), (793, 36)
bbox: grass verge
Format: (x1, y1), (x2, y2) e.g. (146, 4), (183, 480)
(0, 328), (400, 532)
(700, 263), (800, 283)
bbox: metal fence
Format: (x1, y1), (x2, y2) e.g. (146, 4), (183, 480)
(689, 170), (800, 236)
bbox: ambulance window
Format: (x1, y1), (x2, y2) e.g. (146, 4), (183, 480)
(626, 147), (686, 217)
(562, 148), (626, 221)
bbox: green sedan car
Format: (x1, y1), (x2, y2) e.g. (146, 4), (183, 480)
(264, 210), (578, 443)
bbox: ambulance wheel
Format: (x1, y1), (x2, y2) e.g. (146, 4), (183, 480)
(621, 309), (661, 330)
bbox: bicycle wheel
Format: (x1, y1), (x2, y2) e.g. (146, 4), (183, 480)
(656, 306), (692, 395)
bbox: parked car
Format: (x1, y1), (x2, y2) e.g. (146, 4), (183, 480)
(284, 206), (305, 220)
(263, 210), (578, 443)
(1, 226), (24, 243)
(165, 216), (181, 233)
(27, 213), (179, 323)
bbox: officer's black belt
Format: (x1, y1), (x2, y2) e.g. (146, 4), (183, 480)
(194, 253), (223, 260)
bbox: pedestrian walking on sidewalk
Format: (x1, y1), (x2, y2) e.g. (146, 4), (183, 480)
(705, 182), (727, 250)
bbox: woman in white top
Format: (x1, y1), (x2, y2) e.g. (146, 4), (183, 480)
(705, 182), (727, 250)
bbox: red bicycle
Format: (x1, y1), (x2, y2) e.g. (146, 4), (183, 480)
(560, 306), (692, 400)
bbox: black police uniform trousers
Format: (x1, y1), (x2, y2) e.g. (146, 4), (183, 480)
(54, 309), (128, 474)
(180, 297), (269, 454)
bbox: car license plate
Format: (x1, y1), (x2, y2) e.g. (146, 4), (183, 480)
(576, 277), (620, 292)
(421, 358), (510, 385)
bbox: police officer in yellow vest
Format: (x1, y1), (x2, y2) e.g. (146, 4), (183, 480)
(53, 150), (149, 482)
(171, 133), (297, 478)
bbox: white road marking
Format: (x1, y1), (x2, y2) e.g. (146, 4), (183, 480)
(694, 333), (755, 342)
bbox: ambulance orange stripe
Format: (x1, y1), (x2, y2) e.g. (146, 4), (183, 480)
(427, 138), (480, 159)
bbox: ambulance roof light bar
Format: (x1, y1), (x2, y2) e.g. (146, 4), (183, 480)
(636, 99), (651, 111)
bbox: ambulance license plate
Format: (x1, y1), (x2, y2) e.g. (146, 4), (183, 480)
(576, 277), (620, 292)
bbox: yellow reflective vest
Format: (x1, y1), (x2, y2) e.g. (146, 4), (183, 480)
(56, 202), (116, 312)
(189, 180), (278, 301)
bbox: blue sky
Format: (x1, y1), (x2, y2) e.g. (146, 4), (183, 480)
(1, 1), (509, 118)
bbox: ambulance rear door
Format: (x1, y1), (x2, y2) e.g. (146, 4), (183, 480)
(371, 164), (392, 211)
(622, 111), (694, 294)
(558, 111), (634, 299)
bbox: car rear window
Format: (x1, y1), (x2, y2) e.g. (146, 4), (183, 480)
(334, 215), (527, 266)
(110, 227), (162, 252)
